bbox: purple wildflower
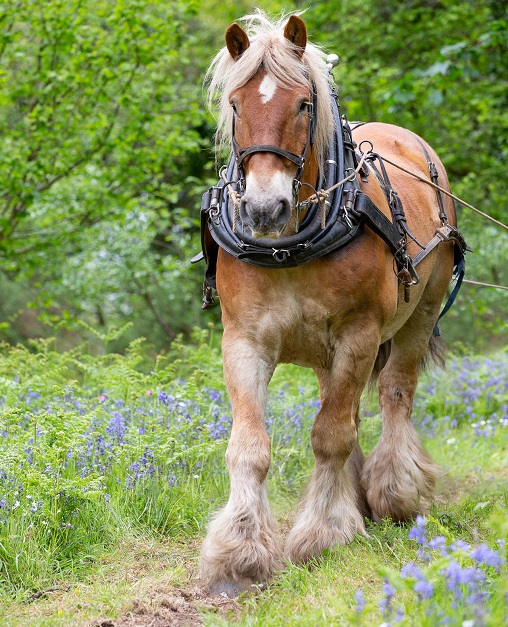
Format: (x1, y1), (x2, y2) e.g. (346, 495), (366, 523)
(429, 535), (448, 555)
(414, 578), (434, 600)
(408, 515), (427, 545)
(354, 589), (365, 613)
(394, 606), (405, 622)
(451, 539), (471, 552)
(444, 559), (486, 596)
(106, 411), (125, 443)
(209, 389), (221, 402)
(470, 544), (502, 569)
(379, 580), (396, 614)
(401, 561), (434, 601)
(158, 391), (169, 404)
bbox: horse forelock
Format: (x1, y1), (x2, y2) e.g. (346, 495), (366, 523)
(205, 11), (336, 166)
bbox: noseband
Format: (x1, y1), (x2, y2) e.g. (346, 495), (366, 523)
(231, 87), (318, 196)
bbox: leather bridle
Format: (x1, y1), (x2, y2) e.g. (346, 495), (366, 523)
(230, 86), (318, 196)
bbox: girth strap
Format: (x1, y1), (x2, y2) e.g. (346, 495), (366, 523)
(433, 256), (466, 336)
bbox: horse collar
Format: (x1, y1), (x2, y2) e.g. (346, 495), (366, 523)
(200, 85), (364, 270)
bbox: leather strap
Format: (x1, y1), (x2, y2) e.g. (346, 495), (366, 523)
(235, 143), (305, 168)
(352, 192), (404, 256)
(410, 132), (448, 224)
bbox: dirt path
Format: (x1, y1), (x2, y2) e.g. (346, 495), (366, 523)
(93, 585), (237, 627)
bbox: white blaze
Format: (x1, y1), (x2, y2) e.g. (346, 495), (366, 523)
(259, 73), (278, 104)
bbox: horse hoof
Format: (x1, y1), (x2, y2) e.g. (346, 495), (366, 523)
(209, 581), (240, 598)
(208, 578), (256, 598)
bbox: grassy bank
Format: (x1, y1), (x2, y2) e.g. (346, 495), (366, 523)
(0, 331), (506, 625)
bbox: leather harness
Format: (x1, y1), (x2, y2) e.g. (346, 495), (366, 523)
(193, 86), (469, 329)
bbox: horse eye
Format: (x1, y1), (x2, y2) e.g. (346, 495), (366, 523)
(299, 101), (311, 113)
(230, 102), (238, 114)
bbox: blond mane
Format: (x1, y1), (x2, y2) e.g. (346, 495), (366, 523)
(205, 10), (336, 166)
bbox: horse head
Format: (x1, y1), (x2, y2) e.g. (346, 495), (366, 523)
(207, 13), (334, 239)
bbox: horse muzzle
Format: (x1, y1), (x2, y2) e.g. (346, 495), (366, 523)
(239, 194), (292, 239)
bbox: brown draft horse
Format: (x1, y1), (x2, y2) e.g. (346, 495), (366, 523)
(200, 12), (456, 596)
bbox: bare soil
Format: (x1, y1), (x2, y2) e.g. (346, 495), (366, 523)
(93, 585), (237, 627)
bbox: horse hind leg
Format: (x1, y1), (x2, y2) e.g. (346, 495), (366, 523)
(362, 318), (441, 522)
(199, 334), (281, 596)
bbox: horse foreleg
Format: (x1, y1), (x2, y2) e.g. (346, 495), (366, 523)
(362, 325), (439, 522)
(285, 329), (378, 563)
(200, 335), (281, 595)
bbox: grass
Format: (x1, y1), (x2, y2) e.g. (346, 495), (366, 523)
(0, 328), (506, 625)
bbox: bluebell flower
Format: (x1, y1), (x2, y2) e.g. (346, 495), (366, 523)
(451, 539), (471, 552)
(379, 580), (396, 613)
(394, 606), (405, 622)
(414, 578), (434, 600)
(158, 391), (169, 404)
(209, 389), (221, 402)
(444, 559), (485, 594)
(408, 515), (427, 545)
(470, 544), (502, 569)
(401, 562), (422, 579)
(354, 589), (365, 613)
(106, 411), (125, 443)
(429, 535), (448, 555)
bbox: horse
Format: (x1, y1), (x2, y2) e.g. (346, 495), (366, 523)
(199, 11), (464, 597)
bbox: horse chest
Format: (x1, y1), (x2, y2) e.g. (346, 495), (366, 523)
(244, 296), (343, 367)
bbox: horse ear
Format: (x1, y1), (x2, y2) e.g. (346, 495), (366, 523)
(283, 15), (307, 54)
(225, 23), (250, 60)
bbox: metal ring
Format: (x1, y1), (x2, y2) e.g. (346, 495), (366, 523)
(344, 168), (357, 182)
(359, 140), (374, 155)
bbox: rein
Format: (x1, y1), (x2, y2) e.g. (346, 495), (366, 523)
(368, 153), (508, 232)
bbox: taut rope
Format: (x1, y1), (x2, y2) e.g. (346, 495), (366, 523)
(375, 154), (508, 232)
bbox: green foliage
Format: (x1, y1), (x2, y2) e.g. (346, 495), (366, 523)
(0, 336), (506, 627)
(0, 0), (217, 343)
(0, 0), (506, 347)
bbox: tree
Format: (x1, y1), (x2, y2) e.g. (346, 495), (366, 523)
(0, 0), (215, 344)
(305, 0), (508, 349)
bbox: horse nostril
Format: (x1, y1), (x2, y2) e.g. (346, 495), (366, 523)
(274, 199), (291, 228)
(239, 198), (254, 227)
